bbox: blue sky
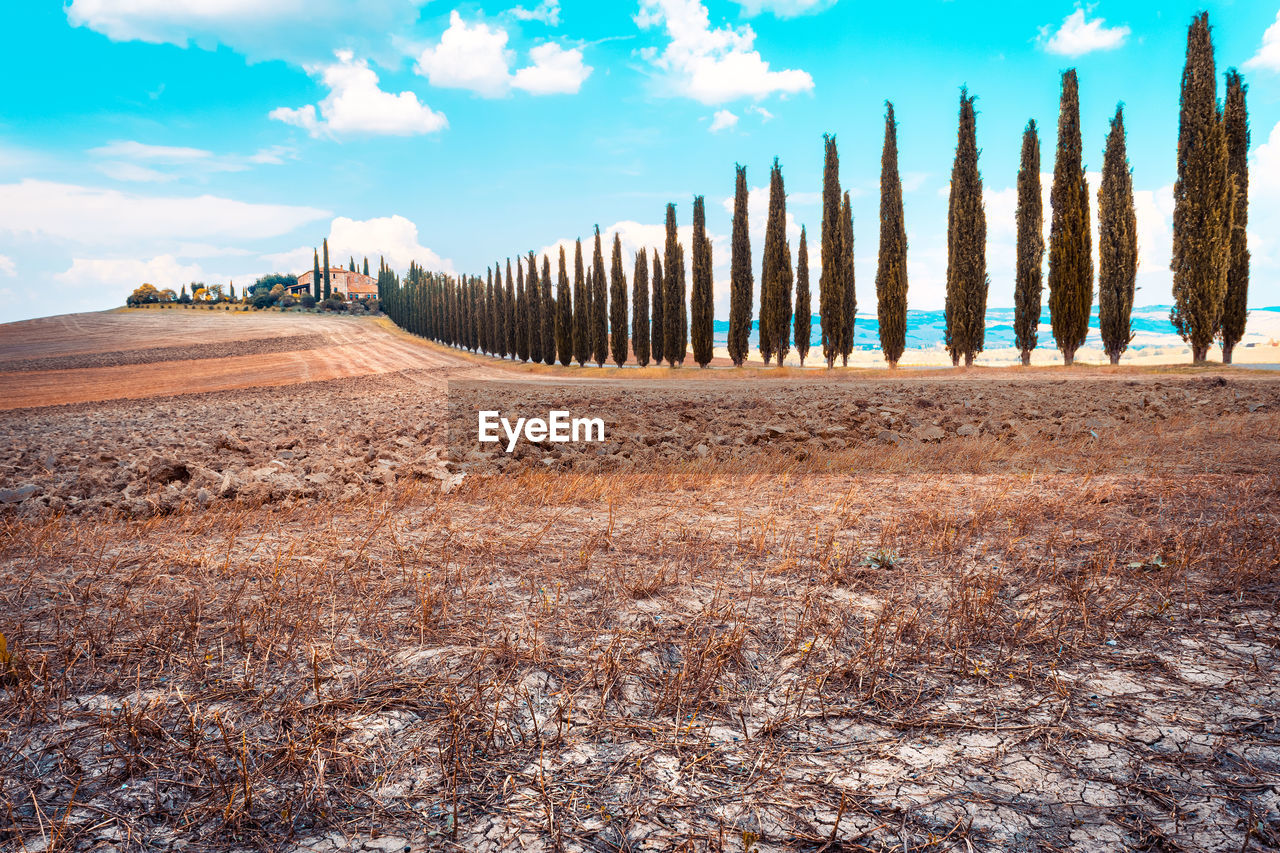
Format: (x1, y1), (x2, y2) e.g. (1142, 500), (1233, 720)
(1, 0), (1278, 324)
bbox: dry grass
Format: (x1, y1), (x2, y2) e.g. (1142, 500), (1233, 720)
(2, 408), (1278, 852)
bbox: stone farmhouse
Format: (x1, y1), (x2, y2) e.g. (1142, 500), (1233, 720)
(293, 267), (378, 300)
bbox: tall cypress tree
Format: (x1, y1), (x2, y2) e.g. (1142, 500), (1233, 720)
(795, 226), (811, 365)
(760, 159), (785, 365)
(819, 136), (843, 367)
(1014, 120), (1044, 366)
(728, 164), (753, 366)
(944, 88), (988, 367)
(1048, 69), (1093, 365)
(484, 267), (494, 354)
(313, 250), (322, 301)
(322, 238), (331, 299)
(573, 240), (588, 366)
(592, 227), (608, 366)
(493, 263), (505, 357)
(691, 195), (714, 367)
(515, 258), (529, 361)
(505, 258), (518, 358)
(363, 257), (369, 277)
(1172, 13), (1231, 364)
(349, 257), (355, 272)
(663, 204), (686, 366)
(633, 247), (651, 367)
(1221, 69), (1249, 364)
(541, 255), (556, 365)
(651, 252), (665, 365)
(1098, 105), (1138, 366)
(556, 246), (573, 366)
(876, 103), (908, 368)
(610, 232), (629, 366)
(839, 190), (855, 366)
(490, 267), (501, 357)
(527, 251), (543, 364)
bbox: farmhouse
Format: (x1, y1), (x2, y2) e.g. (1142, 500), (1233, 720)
(296, 267), (378, 299)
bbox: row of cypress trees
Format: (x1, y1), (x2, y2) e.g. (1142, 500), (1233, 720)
(382, 12), (1248, 368)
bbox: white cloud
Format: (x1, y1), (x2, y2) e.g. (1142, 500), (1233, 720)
(1039, 8), (1130, 57)
(709, 109), (738, 132)
(733, 0), (835, 17)
(266, 215), (455, 276)
(512, 43), (592, 94)
(0, 254), (15, 277)
(1246, 120), (1280, 287)
(635, 0), (814, 104)
(89, 140), (295, 182)
(64, 0), (426, 65)
(97, 162), (174, 183)
(271, 50), (447, 137)
(1245, 10), (1280, 72)
(1252, 119), (1280, 195)
(718, 185), (803, 244)
(902, 172), (929, 193)
(90, 140), (212, 163)
(54, 254), (204, 291)
(415, 12), (591, 96)
(415, 11), (515, 97)
(511, 0), (561, 25)
(748, 104), (774, 122)
(0, 179), (329, 246)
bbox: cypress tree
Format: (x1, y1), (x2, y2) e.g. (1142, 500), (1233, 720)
(633, 247), (651, 367)
(691, 195), (714, 367)
(515, 258), (529, 361)
(489, 267), (500, 357)
(876, 103), (908, 368)
(573, 239), (588, 366)
(780, 236), (794, 364)
(1048, 69), (1093, 365)
(363, 257), (369, 277)
(556, 246), (573, 366)
(760, 159), (785, 365)
(651, 252), (665, 365)
(728, 165), (753, 366)
(944, 87), (988, 367)
(839, 190), (855, 366)
(1098, 105), (1138, 365)
(322, 238), (331, 299)
(349, 257), (355, 272)
(585, 268), (594, 353)
(610, 232), (628, 366)
(505, 259), (517, 358)
(819, 136), (843, 368)
(313, 250), (322, 301)
(663, 204), (686, 366)
(795, 226), (811, 365)
(541, 254), (556, 366)
(1221, 69), (1249, 364)
(591, 227), (608, 366)
(1014, 120), (1044, 366)
(1172, 13), (1232, 364)
(527, 251), (543, 364)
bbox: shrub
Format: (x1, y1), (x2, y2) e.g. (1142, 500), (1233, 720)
(300, 295), (317, 309)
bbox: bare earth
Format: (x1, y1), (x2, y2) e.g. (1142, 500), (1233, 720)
(1, 309), (1277, 853)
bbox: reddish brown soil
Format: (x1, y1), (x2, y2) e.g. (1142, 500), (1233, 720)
(0, 310), (474, 410)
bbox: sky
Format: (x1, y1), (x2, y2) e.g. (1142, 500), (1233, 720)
(1, 0), (1278, 324)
